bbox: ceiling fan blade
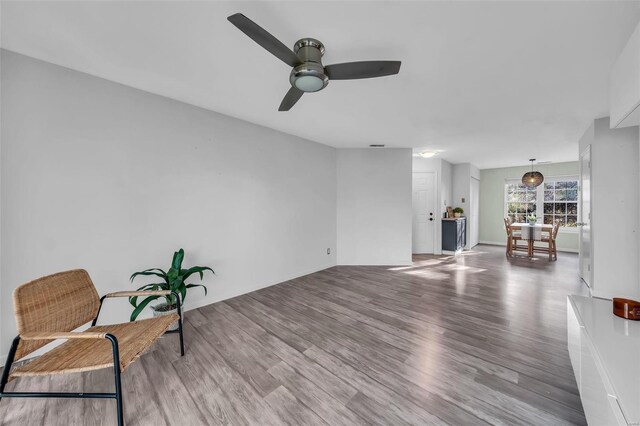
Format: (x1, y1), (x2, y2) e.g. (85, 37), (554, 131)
(279, 87), (304, 111)
(227, 13), (301, 67)
(325, 61), (401, 80)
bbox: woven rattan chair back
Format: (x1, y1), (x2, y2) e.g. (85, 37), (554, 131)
(12, 269), (100, 359)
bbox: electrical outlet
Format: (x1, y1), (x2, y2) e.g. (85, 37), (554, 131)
(327, 248), (331, 255)
(461, 197), (465, 203)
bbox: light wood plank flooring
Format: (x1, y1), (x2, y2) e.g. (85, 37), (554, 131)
(0, 245), (587, 425)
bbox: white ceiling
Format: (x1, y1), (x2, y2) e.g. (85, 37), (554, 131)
(2, 1), (640, 169)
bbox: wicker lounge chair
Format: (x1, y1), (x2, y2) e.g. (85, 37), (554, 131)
(0, 269), (185, 426)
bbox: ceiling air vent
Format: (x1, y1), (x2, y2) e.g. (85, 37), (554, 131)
(369, 144), (385, 148)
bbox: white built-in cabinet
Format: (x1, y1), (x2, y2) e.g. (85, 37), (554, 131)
(611, 21), (640, 128)
(567, 296), (639, 426)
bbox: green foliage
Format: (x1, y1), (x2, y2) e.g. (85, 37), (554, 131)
(453, 207), (464, 214)
(129, 249), (214, 321)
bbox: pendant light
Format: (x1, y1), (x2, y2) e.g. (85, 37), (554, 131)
(522, 159), (544, 188)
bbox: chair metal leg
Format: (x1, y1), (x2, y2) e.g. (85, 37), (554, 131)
(91, 296), (108, 326)
(106, 334), (124, 426)
(0, 337), (20, 403)
(2, 335), (126, 424)
(172, 291), (185, 356)
(178, 318), (185, 357)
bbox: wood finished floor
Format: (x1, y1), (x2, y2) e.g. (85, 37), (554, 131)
(0, 245), (588, 425)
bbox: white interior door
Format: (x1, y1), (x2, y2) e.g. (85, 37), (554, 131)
(412, 172), (437, 254)
(469, 177), (480, 248)
(579, 145), (592, 288)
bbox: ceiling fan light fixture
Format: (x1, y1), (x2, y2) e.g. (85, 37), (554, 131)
(294, 75), (325, 92)
(290, 63), (329, 93)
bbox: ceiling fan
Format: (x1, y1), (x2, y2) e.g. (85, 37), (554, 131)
(227, 13), (402, 111)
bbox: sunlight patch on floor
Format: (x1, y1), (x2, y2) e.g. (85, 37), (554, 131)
(387, 258), (450, 271)
(403, 269), (450, 280)
(388, 254), (488, 283)
(438, 264), (487, 273)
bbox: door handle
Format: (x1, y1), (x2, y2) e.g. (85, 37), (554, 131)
(429, 218), (434, 221)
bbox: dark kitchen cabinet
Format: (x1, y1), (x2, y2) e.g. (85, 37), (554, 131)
(442, 217), (466, 252)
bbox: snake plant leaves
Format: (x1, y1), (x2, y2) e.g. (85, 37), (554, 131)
(129, 268), (168, 282)
(186, 283), (208, 295)
(128, 248), (214, 321)
(172, 249), (185, 270)
(130, 295), (161, 322)
(182, 266), (215, 281)
(129, 283), (162, 307)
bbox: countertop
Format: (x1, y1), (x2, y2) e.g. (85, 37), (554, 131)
(570, 295), (640, 424)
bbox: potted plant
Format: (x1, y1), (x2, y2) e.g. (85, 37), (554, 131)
(453, 207), (464, 218)
(528, 214), (537, 225)
(129, 248), (214, 329)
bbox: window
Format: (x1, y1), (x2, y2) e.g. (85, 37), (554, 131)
(505, 177), (579, 230)
(505, 183), (537, 224)
(543, 179), (578, 227)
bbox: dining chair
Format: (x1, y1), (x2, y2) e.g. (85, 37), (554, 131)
(549, 219), (561, 260)
(535, 219), (561, 261)
(506, 216), (522, 237)
(504, 218), (526, 257)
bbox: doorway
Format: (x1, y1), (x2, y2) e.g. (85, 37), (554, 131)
(412, 172), (437, 254)
(579, 145), (592, 288)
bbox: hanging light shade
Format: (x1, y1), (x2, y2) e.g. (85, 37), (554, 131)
(522, 159), (544, 188)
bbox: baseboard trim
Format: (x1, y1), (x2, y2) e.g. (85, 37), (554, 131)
(479, 240), (506, 247)
(478, 241), (579, 254)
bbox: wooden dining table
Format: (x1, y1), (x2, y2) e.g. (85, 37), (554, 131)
(510, 223), (553, 257)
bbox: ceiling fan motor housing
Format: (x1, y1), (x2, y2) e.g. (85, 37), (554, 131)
(290, 38), (329, 92)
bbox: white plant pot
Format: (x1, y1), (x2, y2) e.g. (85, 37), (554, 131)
(454, 213), (461, 218)
(152, 302), (181, 331)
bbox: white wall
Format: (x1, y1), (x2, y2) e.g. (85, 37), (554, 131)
(441, 160), (454, 218)
(337, 149), (412, 265)
(0, 46), (3, 358)
(452, 163), (470, 213)
(0, 50), (338, 356)
(578, 117), (640, 300)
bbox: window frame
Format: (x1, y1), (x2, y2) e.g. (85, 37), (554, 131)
(504, 175), (579, 234)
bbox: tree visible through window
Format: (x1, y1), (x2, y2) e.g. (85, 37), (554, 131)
(505, 183), (537, 224)
(504, 177), (579, 229)
(543, 180), (578, 227)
